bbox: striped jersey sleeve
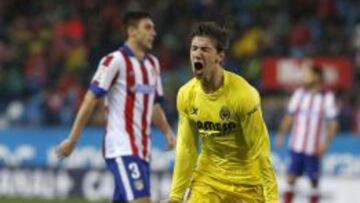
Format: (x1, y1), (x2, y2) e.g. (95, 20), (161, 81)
(324, 92), (338, 119)
(287, 88), (304, 115)
(89, 54), (121, 97)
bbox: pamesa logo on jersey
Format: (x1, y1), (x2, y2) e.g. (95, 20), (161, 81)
(192, 106), (236, 137)
(196, 120), (236, 136)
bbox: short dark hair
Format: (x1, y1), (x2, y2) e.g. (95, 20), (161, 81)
(123, 11), (152, 32)
(311, 64), (324, 81)
(191, 22), (229, 52)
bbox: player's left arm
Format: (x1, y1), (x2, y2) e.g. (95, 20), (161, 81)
(318, 119), (338, 156)
(241, 86), (278, 202)
(152, 103), (176, 150)
(318, 92), (339, 156)
(239, 87), (266, 148)
(151, 56), (176, 150)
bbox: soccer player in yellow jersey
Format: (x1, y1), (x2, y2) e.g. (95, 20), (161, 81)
(162, 22), (278, 203)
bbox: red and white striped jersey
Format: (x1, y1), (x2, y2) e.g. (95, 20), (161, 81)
(89, 45), (164, 161)
(287, 87), (338, 155)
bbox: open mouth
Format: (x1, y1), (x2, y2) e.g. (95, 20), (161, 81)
(194, 62), (203, 71)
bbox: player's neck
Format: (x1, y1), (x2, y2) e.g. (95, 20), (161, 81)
(307, 83), (322, 93)
(125, 40), (146, 60)
(200, 66), (224, 94)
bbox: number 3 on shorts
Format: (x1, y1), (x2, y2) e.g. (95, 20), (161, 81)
(128, 162), (141, 179)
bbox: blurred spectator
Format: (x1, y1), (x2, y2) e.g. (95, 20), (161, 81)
(24, 44), (47, 94)
(289, 19), (312, 57)
(42, 88), (64, 125)
(353, 99), (360, 135)
(232, 26), (263, 58)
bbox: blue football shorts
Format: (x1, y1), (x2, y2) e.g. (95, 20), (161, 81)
(106, 155), (150, 202)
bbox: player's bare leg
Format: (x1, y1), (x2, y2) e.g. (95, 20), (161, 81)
(309, 180), (319, 203)
(129, 197), (151, 203)
(284, 174), (297, 203)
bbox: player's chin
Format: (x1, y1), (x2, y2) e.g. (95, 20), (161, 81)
(143, 42), (153, 50)
(193, 71), (204, 79)
(144, 44), (152, 51)
(147, 40), (154, 48)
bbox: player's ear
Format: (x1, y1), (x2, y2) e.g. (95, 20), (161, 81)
(127, 26), (137, 38)
(219, 51), (225, 65)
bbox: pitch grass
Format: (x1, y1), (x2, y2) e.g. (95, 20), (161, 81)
(0, 197), (110, 203)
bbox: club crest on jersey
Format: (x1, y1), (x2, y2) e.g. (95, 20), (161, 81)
(97, 67), (108, 81)
(219, 106), (231, 121)
(134, 180), (144, 191)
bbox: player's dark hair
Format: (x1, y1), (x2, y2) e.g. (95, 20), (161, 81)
(311, 64), (324, 81)
(123, 11), (152, 34)
(191, 22), (229, 52)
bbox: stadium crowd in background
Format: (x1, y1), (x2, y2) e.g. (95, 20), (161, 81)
(0, 0), (360, 134)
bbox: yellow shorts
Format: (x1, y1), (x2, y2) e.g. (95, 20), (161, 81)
(186, 172), (266, 203)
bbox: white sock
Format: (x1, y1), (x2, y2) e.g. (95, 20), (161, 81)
(285, 182), (295, 193)
(309, 188), (320, 196)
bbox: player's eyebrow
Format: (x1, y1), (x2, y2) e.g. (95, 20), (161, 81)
(144, 23), (154, 29)
(191, 45), (212, 50)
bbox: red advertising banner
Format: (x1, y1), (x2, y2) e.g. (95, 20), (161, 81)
(261, 57), (353, 90)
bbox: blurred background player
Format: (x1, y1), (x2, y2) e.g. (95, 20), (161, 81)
(162, 22), (278, 203)
(276, 65), (339, 203)
(55, 11), (176, 203)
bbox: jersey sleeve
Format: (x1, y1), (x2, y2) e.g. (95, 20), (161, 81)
(324, 92), (338, 119)
(241, 86), (261, 117)
(240, 86), (278, 201)
(260, 156), (279, 203)
(287, 88), (304, 115)
(239, 86), (269, 156)
(89, 54), (120, 97)
(169, 88), (198, 202)
(154, 57), (164, 103)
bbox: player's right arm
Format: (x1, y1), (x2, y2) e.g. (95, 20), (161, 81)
(167, 88), (198, 202)
(276, 89), (303, 147)
(55, 53), (120, 158)
(276, 114), (294, 147)
(55, 91), (100, 158)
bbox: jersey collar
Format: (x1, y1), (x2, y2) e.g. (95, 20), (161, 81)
(121, 44), (149, 62)
(198, 69), (229, 100)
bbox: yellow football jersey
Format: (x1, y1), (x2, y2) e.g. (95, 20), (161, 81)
(169, 70), (278, 202)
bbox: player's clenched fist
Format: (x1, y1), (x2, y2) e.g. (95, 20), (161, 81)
(55, 139), (76, 159)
